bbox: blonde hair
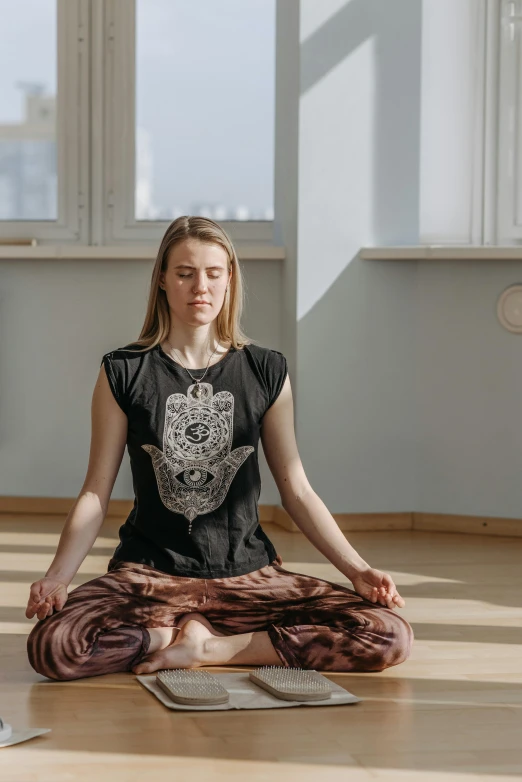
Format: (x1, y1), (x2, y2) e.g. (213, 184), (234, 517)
(125, 216), (257, 353)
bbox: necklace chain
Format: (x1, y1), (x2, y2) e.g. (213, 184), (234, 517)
(165, 337), (221, 391)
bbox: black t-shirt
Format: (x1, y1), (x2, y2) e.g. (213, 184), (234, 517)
(100, 341), (288, 578)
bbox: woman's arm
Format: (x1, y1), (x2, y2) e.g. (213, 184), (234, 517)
(44, 364), (128, 586)
(260, 374), (372, 580)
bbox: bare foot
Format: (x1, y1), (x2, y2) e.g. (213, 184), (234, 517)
(132, 613), (227, 675)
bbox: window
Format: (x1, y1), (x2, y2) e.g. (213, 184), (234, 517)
(419, 0), (502, 246)
(0, 0), (57, 221)
(0, 0), (277, 246)
(99, 0), (277, 245)
(135, 0), (275, 223)
(0, 0), (88, 242)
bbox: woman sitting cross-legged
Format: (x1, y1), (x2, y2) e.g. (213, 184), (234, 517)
(26, 215), (414, 682)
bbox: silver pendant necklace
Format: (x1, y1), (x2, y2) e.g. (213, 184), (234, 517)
(165, 337), (220, 399)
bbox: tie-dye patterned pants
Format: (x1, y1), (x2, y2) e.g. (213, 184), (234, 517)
(26, 556), (414, 681)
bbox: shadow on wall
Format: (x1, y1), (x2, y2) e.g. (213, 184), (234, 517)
(294, 1), (421, 511)
(301, 0), (421, 245)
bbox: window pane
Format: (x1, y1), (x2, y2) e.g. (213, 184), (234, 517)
(136, 0), (275, 221)
(0, 0), (57, 221)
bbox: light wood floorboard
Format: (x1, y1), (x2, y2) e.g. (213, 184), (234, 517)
(1, 517), (521, 781)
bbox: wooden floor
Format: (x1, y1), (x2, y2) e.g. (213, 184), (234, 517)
(1, 516), (522, 781)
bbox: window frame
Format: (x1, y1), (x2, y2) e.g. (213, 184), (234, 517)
(0, 0), (89, 243)
(473, 0), (499, 245)
(497, 0), (522, 243)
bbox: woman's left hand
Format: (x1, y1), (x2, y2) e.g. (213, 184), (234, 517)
(350, 567), (405, 609)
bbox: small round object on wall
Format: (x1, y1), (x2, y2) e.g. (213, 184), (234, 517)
(497, 284), (522, 333)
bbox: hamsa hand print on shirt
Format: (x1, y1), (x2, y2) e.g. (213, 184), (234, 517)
(141, 382), (254, 530)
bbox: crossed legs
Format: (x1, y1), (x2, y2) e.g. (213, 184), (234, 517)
(27, 560), (414, 681)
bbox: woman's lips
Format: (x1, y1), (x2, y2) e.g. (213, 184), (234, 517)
(190, 302), (209, 306)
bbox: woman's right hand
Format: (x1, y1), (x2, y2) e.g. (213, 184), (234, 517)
(26, 578), (69, 620)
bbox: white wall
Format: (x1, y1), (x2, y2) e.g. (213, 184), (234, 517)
(415, 260), (522, 517)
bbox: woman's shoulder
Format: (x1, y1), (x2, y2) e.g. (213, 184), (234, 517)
(101, 342), (154, 365)
(241, 342), (285, 361)
(240, 344), (287, 383)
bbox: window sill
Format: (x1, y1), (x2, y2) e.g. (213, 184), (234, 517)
(0, 243), (286, 261)
(360, 246), (522, 260)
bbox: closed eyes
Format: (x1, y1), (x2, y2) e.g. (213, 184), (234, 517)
(177, 273), (222, 279)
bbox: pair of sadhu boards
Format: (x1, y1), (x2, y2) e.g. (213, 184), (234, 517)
(155, 666), (333, 705)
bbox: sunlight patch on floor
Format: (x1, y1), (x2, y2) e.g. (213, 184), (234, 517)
(0, 621), (31, 634)
(281, 562), (461, 586)
(0, 553), (113, 573)
(0, 530), (118, 547)
(0, 748), (515, 782)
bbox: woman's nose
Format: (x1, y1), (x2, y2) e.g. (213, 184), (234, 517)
(193, 275), (208, 292)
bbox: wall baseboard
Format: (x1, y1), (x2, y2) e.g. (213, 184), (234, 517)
(412, 512), (522, 537)
(272, 506), (412, 532)
(274, 506), (522, 537)
(0, 497), (521, 537)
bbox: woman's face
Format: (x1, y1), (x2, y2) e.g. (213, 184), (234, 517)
(160, 237), (232, 326)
